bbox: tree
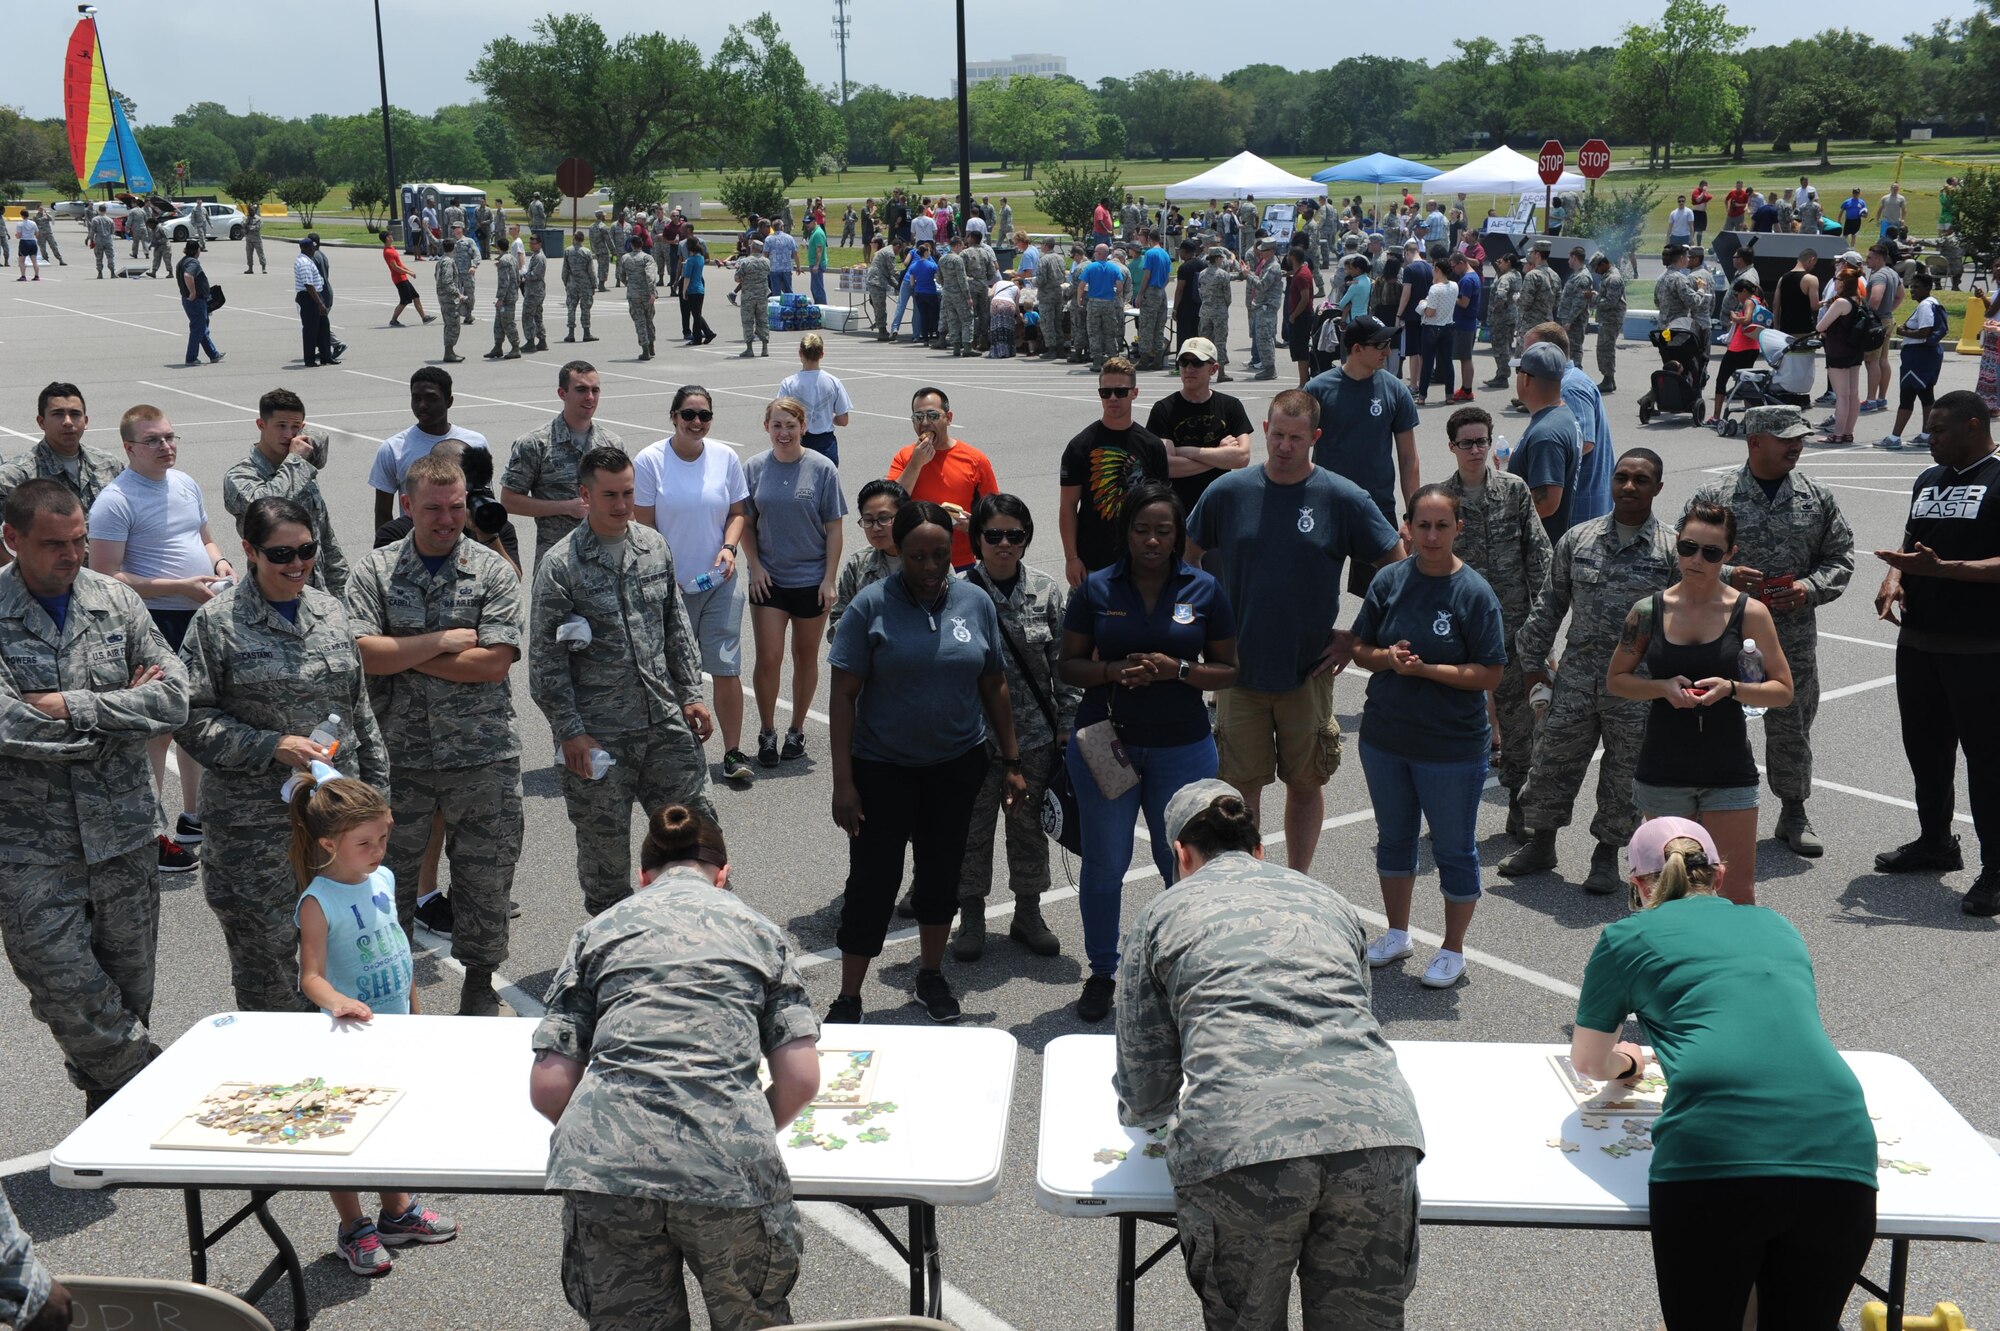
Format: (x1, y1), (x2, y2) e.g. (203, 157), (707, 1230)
(1223, 65), (1315, 158)
(1768, 32), (1907, 166)
(897, 133), (934, 185)
(1104, 70), (1250, 161)
(416, 120), (490, 181)
(275, 174), (329, 226)
(718, 15), (845, 186)
(1089, 112), (1126, 165)
(886, 98), (956, 171)
(472, 15), (751, 180)
(718, 169), (787, 226)
(0, 106), (58, 186)
(348, 174), (388, 226)
(1613, 0), (1749, 169)
(607, 171), (666, 213)
(224, 168), (273, 211)
(509, 175), (557, 211)
(1951, 167), (2000, 256)
(133, 126), (239, 182)
(971, 74), (1096, 179)
(253, 121), (321, 178)
(1034, 162), (1122, 239)
(1571, 182), (1664, 267)
(51, 170), (83, 201)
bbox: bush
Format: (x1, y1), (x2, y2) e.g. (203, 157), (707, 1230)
(509, 174), (557, 211)
(1952, 168), (2000, 259)
(897, 134), (934, 185)
(1034, 163), (1123, 240)
(52, 171), (84, 201)
(1570, 182), (1664, 262)
(275, 174), (330, 227)
(607, 171), (665, 215)
(225, 169), (272, 212)
(348, 174), (387, 227)
(718, 168), (787, 227)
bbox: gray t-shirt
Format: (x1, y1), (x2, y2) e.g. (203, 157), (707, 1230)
(828, 575), (1001, 766)
(742, 449), (846, 588)
(1301, 368), (1419, 521)
(87, 468), (212, 610)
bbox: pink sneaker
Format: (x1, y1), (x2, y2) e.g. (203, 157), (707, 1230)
(337, 1220), (393, 1277)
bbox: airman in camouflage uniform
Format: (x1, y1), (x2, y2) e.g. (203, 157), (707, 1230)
(1688, 405), (1854, 857)
(0, 500), (188, 1109)
(222, 428), (350, 596)
(528, 197), (546, 234)
(964, 233), (998, 350)
(127, 205), (145, 257)
(0, 436), (124, 527)
(89, 207), (117, 277)
(618, 243), (658, 361)
(444, 203), (466, 238)
(188, 202), (209, 253)
(829, 546), (897, 631)
(529, 513), (717, 916)
(434, 248), (465, 362)
(32, 206), (63, 265)
(1558, 249), (1595, 367)
(1484, 254), (1522, 387)
(345, 487), (525, 1014)
(533, 864), (817, 1331)
(485, 244), (523, 359)
(521, 235), (549, 352)
(590, 213), (615, 291)
(1937, 228), (1966, 290)
(1653, 254), (1696, 329)
(149, 217), (174, 278)
(1503, 470), (1679, 893)
(1591, 254), (1627, 393)
(1133, 232), (1170, 370)
(938, 237), (974, 356)
(0, 1190), (55, 1330)
(452, 225), (481, 323)
(865, 239), (899, 341)
(1034, 244), (1069, 358)
(1197, 249), (1236, 370)
(1116, 781), (1425, 1331)
(563, 232), (596, 342)
(1248, 243), (1285, 381)
(735, 246), (772, 357)
(176, 579), (388, 1013)
(1445, 463), (1551, 819)
(1799, 195), (1825, 236)
(1515, 248), (1561, 350)
(504, 408), (626, 568)
(244, 204), (265, 274)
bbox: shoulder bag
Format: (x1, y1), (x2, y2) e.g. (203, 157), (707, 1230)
(973, 569), (1086, 853)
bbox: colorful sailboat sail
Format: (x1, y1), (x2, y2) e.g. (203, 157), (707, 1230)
(64, 16), (154, 193)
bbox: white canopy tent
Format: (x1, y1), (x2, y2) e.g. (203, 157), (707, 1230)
(1421, 145), (1585, 196)
(1162, 152), (1323, 201)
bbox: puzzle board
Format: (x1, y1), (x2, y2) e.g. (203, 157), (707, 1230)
(1548, 1053), (1668, 1116)
(153, 1078), (403, 1155)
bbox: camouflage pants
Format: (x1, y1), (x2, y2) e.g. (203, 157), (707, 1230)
(1763, 639), (1818, 802)
(0, 844), (159, 1094)
(1596, 310), (1624, 380)
(491, 298), (521, 353)
(567, 283), (594, 337)
(866, 286), (888, 335)
(596, 252), (613, 290)
(959, 741), (1057, 905)
(1519, 683), (1649, 847)
(740, 294), (769, 348)
(150, 245), (173, 277)
(560, 725), (717, 917)
(1039, 293), (1067, 353)
(386, 761), (523, 971)
(1565, 316), (1589, 366)
(523, 287), (546, 345)
(1087, 297), (1123, 369)
(200, 797), (316, 1014)
(246, 235), (265, 271)
(970, 285), (992, 348)
(1175, 1146), (1422, 1331)
(1136, 288), (1168, 366)
(940, 287), (973, 352)
(1250, 304), (1280, 373)
(95, 243), (117, 277)
(128, 228), (142, 256)
(627, 296), (655, 353)
(42, 229), (64, 262)
(1488, 319), (1515, 380)
(1493, 644), (1535, 793)
(1198, 305), (1231, 366)
(439, 298), (462, 356)
(461, 274), (477, 322)
(561, 1191), (800, 1331)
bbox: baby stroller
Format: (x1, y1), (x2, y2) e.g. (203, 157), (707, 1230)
(1637, 319), (1709, 426)
(1713, 329), (1819, 436)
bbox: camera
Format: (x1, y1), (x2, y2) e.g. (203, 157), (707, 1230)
(459, 446), (510, 537)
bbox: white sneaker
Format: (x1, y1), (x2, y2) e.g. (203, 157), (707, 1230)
(1421, 951), (1467, 988)
(1913, 432), (1932, 444)
(1366, 933), (1414, 968)
(1877, 435), (1903, 450)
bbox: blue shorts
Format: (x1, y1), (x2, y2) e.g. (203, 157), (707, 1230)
(680, 574), (745, 677)
(1631, 779), (1759, 816)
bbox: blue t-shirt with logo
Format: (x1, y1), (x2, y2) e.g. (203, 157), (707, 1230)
(1509, 403), (1584, 543)
(1301, 367), (1421, 520)
(1351, 559), (1508, 762)
(1062, 558), (1235, 747)
(829, 574), (1001, 766)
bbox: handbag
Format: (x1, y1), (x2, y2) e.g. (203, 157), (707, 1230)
(975, 570), (1085, 853)
(205, 284), (226, 312)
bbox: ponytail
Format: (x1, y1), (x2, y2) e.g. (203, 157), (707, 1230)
(1639, 836), (1720, 910)
(288, 774), (392, 889)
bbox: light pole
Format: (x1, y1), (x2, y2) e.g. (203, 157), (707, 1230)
(373, 0), (401, 235)
(954, 0), (972, 230)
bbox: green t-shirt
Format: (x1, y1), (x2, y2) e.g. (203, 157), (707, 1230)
(1575, 896), (1878, 1188)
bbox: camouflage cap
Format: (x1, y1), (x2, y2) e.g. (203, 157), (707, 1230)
(1164, 778), (1244, 846)
(1743, 404), (1812, 439)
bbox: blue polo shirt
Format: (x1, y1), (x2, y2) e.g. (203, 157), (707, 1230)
(1080, 260), (1122, 300)
(1062, 558), (1235, 748)
(829, 574), (1002, 766)
(1139, 245), (1172, 294)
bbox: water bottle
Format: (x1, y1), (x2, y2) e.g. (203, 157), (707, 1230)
(691, 570), (717, 593)
(1492, 433), (1511, 467)
(1738, 640), (1766, 719)
(587, 748), (615, 780)
(308, 713), (342, 760)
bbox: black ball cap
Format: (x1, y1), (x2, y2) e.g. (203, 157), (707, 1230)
(1344, 314), (1393, 349)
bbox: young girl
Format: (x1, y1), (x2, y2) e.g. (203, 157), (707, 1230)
(291, 774), (459, 1277)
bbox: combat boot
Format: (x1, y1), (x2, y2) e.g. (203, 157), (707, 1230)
(459, 969), (501, 1016)
(1505, 788), (1526, 842)
(1776, 800), (1824, 857)
(1009, 903), (1060, 957)
(1498, 829), (1558, 877)
(1582, 842), (1622, 895)
(952, 905), (986, 962)
(1598, 377), (1617, 395)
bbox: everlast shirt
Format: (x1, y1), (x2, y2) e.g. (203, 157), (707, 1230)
(1899, 450), (2000, 651)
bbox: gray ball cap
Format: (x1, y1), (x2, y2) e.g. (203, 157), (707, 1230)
(1518, 342), (1569, 381)
(1743, 405), (1812, 439)
(1163, 778), (1244, 846)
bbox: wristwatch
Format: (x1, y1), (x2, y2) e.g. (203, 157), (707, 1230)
(1177, 658), (1194, 682)
(722, 542), (739, 557)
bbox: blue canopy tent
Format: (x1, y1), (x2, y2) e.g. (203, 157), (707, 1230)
(1313, 153), (1442, 226)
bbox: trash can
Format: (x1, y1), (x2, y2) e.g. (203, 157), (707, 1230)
(537, 227), (564, 256)
(995, 244), (1017, 273)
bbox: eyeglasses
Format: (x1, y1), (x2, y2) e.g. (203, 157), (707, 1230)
(256, 541), (319, 565)
(1097, 386), (1135, 399)
(1450, 436), (1491, 450)
(133, 433), (178, 449)
(676, 409), (714, 423)
(980, 528), (1028, 546)
(911, 409), (947, 423)
(857, 514), (896, 529)
(1675, 538), (1727, 563)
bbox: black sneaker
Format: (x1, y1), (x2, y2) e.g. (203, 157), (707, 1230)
(1077, 974), (1115, 1024)
(414, 893), (455, 938)
(157, 835), (197, 873)
(780, 728), (806, 761)
(757, 730), (780, 768)
(175, 813), (204, 845)
(913, 969), (961, 1023)
(1875, 836), (1963, 874)
(1963, 872), (2000, 917)
(827, 993), (864, 1025)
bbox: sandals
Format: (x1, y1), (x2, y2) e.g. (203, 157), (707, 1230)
(1814, 432), (1853, 445)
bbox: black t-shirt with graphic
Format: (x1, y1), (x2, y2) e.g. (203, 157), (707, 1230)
(1146, 390), (1254, 511)
(1901, 450), (2000, 639)
(1059, 421), (1171, 571)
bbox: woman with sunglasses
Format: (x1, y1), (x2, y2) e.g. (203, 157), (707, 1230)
(741, 397), (845, 769)
(830, 479), (904, 631)
(1816, 265), (1865, 445)
(1607, 501), (1794, 904)
(175, 497), (388, 1014)
(1058, 481), (1238, 1023)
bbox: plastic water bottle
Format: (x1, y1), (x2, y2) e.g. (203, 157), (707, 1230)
(308, 713), (342, 760)
(587, 748), (615, 780)
(691, 570), (718, 593)
(1492, 433), (1511, 467)
(1738, 640), (1766, 719)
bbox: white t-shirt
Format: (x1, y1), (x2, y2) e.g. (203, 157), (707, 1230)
(910, 214), (937, 244)
(1421, 280), (1457, 326)
(632, 439), (748, 591)
(367, 423), (492, 495)
(87, 468), (213, 610)
(775, 368), (854, 436)
(14, 218), (36, 244)
(1667, 207), (1695, 237)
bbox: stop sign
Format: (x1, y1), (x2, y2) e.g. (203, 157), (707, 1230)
(554, 157), (596, 199)
(1537, 140), (1566, 186)
(1577, 139), (1612, 180)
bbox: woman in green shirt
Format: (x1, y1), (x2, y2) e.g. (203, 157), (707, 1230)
(1571, 817), (1877, 1330)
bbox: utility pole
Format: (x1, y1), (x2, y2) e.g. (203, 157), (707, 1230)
(373, 0), (401, 234)
(831, 0), (852, 108)
(954, 0), (972, 228)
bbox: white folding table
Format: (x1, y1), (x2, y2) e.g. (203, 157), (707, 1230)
(1036, 1035), (2000, 1331)
(50, 1013), (1018, 1329)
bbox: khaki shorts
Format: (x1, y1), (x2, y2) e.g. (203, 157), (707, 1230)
(1216, 674), (1342, 793)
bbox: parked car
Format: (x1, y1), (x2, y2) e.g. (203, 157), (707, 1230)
(159, 202), (246, 243)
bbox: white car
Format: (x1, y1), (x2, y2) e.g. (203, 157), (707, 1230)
(158, 202), (246, 243)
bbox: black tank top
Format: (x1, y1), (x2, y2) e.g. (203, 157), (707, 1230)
(1635, 591), (1759, 789)
(1775, 270), (1814, 335)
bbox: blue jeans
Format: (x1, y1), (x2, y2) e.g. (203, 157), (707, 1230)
(183, 297), (219, 363)
(769, 268), (792, 298)
(1420, 323), (1455, 397)
(1358, 738), (1487, 903)
(891, 274), (914, 334)
(810, 265), (827, 305)
(1067, 733), (1218, 976)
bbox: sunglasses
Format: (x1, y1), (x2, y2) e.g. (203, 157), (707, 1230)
(1675, 538), (1727, 563)
(257, 541), (319, 565)
(911, 409), (947, 423)
(1097, 385), (1135, 399)
(1176, 357), (1210, 370)
(980, 528), (1028, 546)
(677, 409), (714, 423)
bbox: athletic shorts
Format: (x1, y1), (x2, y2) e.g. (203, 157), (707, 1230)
(1289, 314), (1313, 362)
(394, 278), (419, 304)
(1631, 779), (1759, 815)
(18, 239), (37, 258)
(1216, 673), (1342, 792)
(148, 608), (196, 653)
(1452, 326), (1476, 359)
(680, 574), (745, 677)
(754, 582), (827, 620)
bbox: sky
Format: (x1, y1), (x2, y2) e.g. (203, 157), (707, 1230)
(5, 1), (1968, 123)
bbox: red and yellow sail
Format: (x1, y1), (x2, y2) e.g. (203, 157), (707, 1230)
(64, 16), (153, 192)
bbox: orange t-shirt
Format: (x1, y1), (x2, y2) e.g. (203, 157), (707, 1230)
(383, 245), (412, 284)
(886, 438), (999, 567)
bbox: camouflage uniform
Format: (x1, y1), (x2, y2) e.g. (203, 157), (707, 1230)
(434, 253), (464, 359)
(529, 522), (716, 916)
(245, 205), (265, 273)
(1115, 847), (1425, 1330)
(222, 446), (350, 596)
(959, 566), (1079, 910)
(1558, 268), (1595, 365)
(1197, 259), (1234, 365)
(32, 208), (61, 264)
(1034, 249), (1069, 356)
(535, 868), (817, 1331)
(1800, 199), (1824, 235)
(149, 220), (174, 278)
(1595, 267), (1628, 384)
(175, 583), (388, 1013)
(1135, 257), (1170, 369)
(189, 204), (209, 253)
(1515, 515), (1680, 846)
(453, 233), (480, 322)
(522, 247), (548, 350)
(0, 1190), (53, 1329)
(89, 210), (117, 276)
(528, 198), (546, 233)
(1516, 262), (1561, 346)
(563, 243), (596, 339)
(0, 567), (187, 1098)
(502, 415), (627, 568)
(1687, 464), (1853, 806)
(618, 251), (657, 357)
(1249, 256), (1285, 377)
(127, 208), (144, 257)
(865, 245), (898, 339)
(489, 249), (523, 356)
(1486, 267), (1522, 382)
(1446, 467), (1551, 793)
(0, 439), (123, 522)
(736, 253), (772, 352)
(937, 246), (973, 354)
(965, 240), (998, 349)
(591, 218), (615, 290)
(443, 204), (465, 237)
(828, 547), (896, 631)
(1939, 232), (1966, 290)
(344, 534), (525, 969)
(1652, 268), (1695, 328)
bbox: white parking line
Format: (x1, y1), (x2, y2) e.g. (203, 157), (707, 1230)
(1820, 631), (1895, 650)
(136, 381), (386, 445)
(1818, 673), (1897, 702)
(15, 296), (174, 336)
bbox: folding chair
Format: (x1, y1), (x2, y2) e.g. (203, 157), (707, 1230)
(57, 1275), (277, 1331)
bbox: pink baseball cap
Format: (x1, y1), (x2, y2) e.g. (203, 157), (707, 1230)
(1627, 817), (1720, 876)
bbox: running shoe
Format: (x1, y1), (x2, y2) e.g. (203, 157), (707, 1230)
(375, 1202), (458, 1246)
(414, 893), (454, 938)
(757, 730), (780, 767)
(158, 835), (197, 873)
(174, 813), (204, 844)
(780, 728), (806, 761)
(337, 1220), (393, 1276)
(914, 969), (961, 1023)
(722, 749), (755, 782)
